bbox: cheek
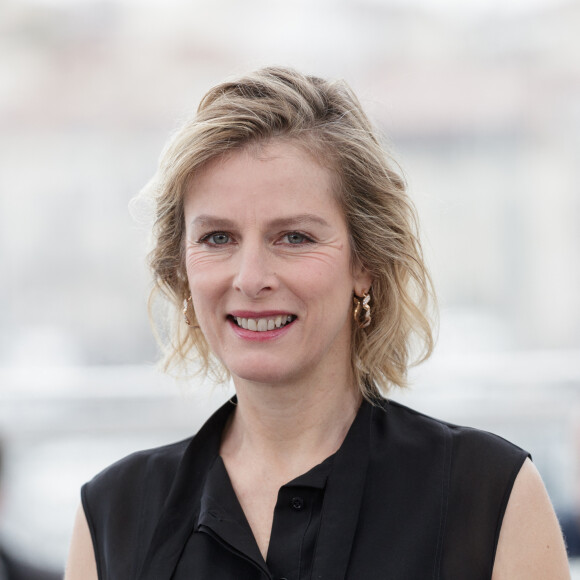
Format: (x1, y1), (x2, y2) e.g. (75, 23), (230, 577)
(186, 265), (219, 319)
(187, 284), (222, 345)
(185, 247), (230, 270)
(294, 259), (354, 307)
(185, 249), (228, 294)
(188, 276), (217, 310)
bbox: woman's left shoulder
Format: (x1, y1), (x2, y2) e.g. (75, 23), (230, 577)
(377, 399), (529, 467)
(375, 400), (570, 578)
(492, 458), (570, 579)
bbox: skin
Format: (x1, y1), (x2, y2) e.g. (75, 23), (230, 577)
(65, 505), (98, 580)
(492, 459), (570, 579)
(64, 139), (570, 578)
(182, 141), (370, 391)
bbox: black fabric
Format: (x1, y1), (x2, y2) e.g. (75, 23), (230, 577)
(266, 457), (331, 579)
(82, 398), (529, 580)
(186, 453), (332, 580)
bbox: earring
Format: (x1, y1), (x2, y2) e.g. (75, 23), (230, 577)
(183, 295), (193, 326)
(353, 291), (371, 329)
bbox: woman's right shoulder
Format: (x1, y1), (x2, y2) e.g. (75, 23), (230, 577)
(81, 436), (198, 541)
(80, 436), (202, 578)
(84, 436), (193, 497)
(80, 398), (234, 576)
(84, 397), (235, 501)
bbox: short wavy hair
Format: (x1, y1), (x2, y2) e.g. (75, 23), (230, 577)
(145, 66), (435, 400)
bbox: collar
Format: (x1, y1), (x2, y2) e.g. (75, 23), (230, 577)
(310, 398), (372, 580)
(137, 398), (236, 580)
(137, 397), (372, 580)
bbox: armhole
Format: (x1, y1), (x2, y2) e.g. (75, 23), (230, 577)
(491, 452), (531, 565)
(81, 483), (104, 580)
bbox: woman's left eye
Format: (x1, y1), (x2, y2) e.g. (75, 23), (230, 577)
(283, 232), (313, 245)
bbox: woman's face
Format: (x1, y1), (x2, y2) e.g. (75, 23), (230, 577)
(183, 140), (371, 388)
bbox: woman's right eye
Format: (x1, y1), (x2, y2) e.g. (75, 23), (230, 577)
(200, 232), (231, 245)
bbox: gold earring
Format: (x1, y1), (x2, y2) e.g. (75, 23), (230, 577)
(183, 295), (194, 326)
(353, 291), (371, 329)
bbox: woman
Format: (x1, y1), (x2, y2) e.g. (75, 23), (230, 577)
(65, 67), (569, 579)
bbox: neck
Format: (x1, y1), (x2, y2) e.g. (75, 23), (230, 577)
(221, 373), (361, 477)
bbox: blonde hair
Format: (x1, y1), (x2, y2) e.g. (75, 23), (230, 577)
(146, 66), (435, 400)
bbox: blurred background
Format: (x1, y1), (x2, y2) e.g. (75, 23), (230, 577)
(0, 0), (579, 575)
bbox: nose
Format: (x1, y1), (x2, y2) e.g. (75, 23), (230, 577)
(232, 240), (278, 298)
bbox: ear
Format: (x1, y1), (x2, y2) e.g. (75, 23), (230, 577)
(352, 262), (373, 296)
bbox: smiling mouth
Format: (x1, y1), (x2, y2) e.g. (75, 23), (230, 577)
(229, 315), (297, 332)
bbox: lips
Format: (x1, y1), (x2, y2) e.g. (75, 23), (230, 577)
(228, 314), (297, 332)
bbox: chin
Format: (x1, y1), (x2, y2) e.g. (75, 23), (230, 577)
(231, 369), (295, 386)
(228, 359), (307, 387)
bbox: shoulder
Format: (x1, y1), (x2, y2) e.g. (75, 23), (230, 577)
(492, 458), (570, 579)
(83, 437), (192, 502)
(373, 399), (529, 467)
(374, 399), (529, 508)
(80, 400), (233, 577)
(81, 437), (196, 565)
(83, 397), (234, 509)
(370, 399), (533, 572)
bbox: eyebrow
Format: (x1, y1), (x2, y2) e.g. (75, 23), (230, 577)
(190, 213), (332, 230)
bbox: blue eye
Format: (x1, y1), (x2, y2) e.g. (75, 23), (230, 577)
(285, 232), (310, 244)
(211, 233), (229, 244)
(201, 232), (230, 245)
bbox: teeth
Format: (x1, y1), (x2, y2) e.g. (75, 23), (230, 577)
(233, 315), (295, 332)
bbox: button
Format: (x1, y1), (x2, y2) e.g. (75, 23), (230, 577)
(290, 496), (304, 511)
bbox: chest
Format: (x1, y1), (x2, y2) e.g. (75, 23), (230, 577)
(222, 455), (327, 561)
(231, 479), (279, 560)
(92, 402), (522, 580)
(171, 482), (450, 580)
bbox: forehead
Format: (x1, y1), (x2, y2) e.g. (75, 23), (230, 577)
(184, 140), (343, 218)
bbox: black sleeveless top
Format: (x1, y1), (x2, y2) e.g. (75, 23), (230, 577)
(82, 398), (529, 580)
